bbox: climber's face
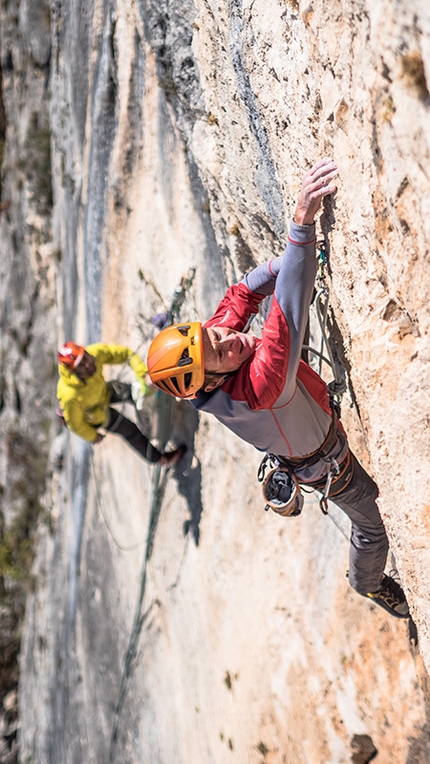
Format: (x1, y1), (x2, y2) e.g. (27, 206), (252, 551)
(202, 325), (256, 374)
(74, 352), (96, 380)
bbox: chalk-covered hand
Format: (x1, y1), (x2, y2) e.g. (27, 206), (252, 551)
(293, 157), (338, 226)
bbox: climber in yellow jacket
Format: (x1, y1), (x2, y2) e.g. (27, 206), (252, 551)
(57, 342), (185, 466)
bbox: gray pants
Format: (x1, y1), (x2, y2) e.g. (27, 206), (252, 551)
(332, 453), (388, 595)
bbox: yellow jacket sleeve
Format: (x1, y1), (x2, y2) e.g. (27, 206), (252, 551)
(127, 350), (148, 380)
(86, 343), (148, 380)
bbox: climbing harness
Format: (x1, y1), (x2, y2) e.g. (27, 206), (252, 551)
(107, 380), (133, 402)
(258, 454), (304, 517)
(292, 447), (354, 516)
(264, 411), (354, 515)
(257, 446), (354, 519)
(277, 410), (339, 470)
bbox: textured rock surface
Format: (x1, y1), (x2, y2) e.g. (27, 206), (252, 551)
(0, 0), (55, 760)
(0, 0), (429, 762)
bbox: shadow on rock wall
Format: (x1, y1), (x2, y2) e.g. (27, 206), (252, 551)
(169, 399), (204, 545)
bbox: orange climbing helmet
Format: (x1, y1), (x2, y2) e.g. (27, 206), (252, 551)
(58, 341), (85, 369)
(147, 322), (204, 398)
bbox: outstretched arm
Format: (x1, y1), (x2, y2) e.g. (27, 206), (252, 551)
(241, 158), (337, 296)
(245, 158), (338, 408)
(241, 255), (283, 296)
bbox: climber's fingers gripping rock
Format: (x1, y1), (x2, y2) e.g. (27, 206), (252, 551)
(294, 157), (338, 226)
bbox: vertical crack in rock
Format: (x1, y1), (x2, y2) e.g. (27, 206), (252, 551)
(123, 30), (145, 179)
(49, 440), (90, 764)
(137, 0), (203, 133)
(84, 0), (118, 342)
(139, 0), (229, 301)
(228, 0), (285, 239)
(51, 0), (94, 338)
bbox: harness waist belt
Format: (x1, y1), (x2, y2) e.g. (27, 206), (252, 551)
(278, 412), (339, 470)
(304, 448), (354, 498)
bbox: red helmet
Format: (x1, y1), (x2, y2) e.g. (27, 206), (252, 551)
(58, 342), (85, 369)
(147, 322), (204, 398)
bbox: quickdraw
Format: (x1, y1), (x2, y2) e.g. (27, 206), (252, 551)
(169, 267), (196, 324)
(315, 450), (354, 515)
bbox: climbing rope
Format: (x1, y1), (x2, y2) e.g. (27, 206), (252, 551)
(106, 270), (195, 763)
(107, 391), (173, 763)
(89, 449), (179, 552)
(169, 267), (196, 325)
(322, 504), (350, 542)
(299, 482), (350, 540)
(150, 266), (197, 329)
(303, 241), (347, 414)
(301, 241), (352, 536)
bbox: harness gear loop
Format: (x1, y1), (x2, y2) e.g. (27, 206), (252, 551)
(307, 449), (355, 514)
(319, 457), (340, 515)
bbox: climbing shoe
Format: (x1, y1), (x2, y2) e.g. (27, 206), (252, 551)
(159, 444), (187, 467)
(365, 574), (409, 619)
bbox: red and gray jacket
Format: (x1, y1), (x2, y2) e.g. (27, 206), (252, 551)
(192, 220), (348, 484)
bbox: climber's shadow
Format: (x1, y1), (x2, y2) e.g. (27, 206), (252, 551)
(169, 399), (204, 546)
(408, 617), (418, 647)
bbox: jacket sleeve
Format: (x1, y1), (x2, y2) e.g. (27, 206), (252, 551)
(271, 221), (317, 390)
(62, 398), (99, 442)
(127, 350), (148, 379)
(86, 343), (148, 378)
(203, 283), (261, 331)
(225, 221), (317, 409)
(203, 257), (283, 332)
(241, 256), (283, 295)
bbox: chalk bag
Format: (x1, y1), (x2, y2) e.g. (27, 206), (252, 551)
(257, 454), (304, 517)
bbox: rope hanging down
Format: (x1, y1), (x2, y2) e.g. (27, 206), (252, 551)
(108, 454), (170, 762)
(107, 269), (195, 763)
(303, 241), (347, 414)
(301, 242), (351, 527)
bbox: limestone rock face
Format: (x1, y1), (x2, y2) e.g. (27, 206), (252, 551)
(0, 1), (56, 760)
(0, 0), (429, 763)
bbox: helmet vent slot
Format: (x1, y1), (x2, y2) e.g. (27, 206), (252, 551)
(178, 348), (192, 367)
(170, 376), (181, 394)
